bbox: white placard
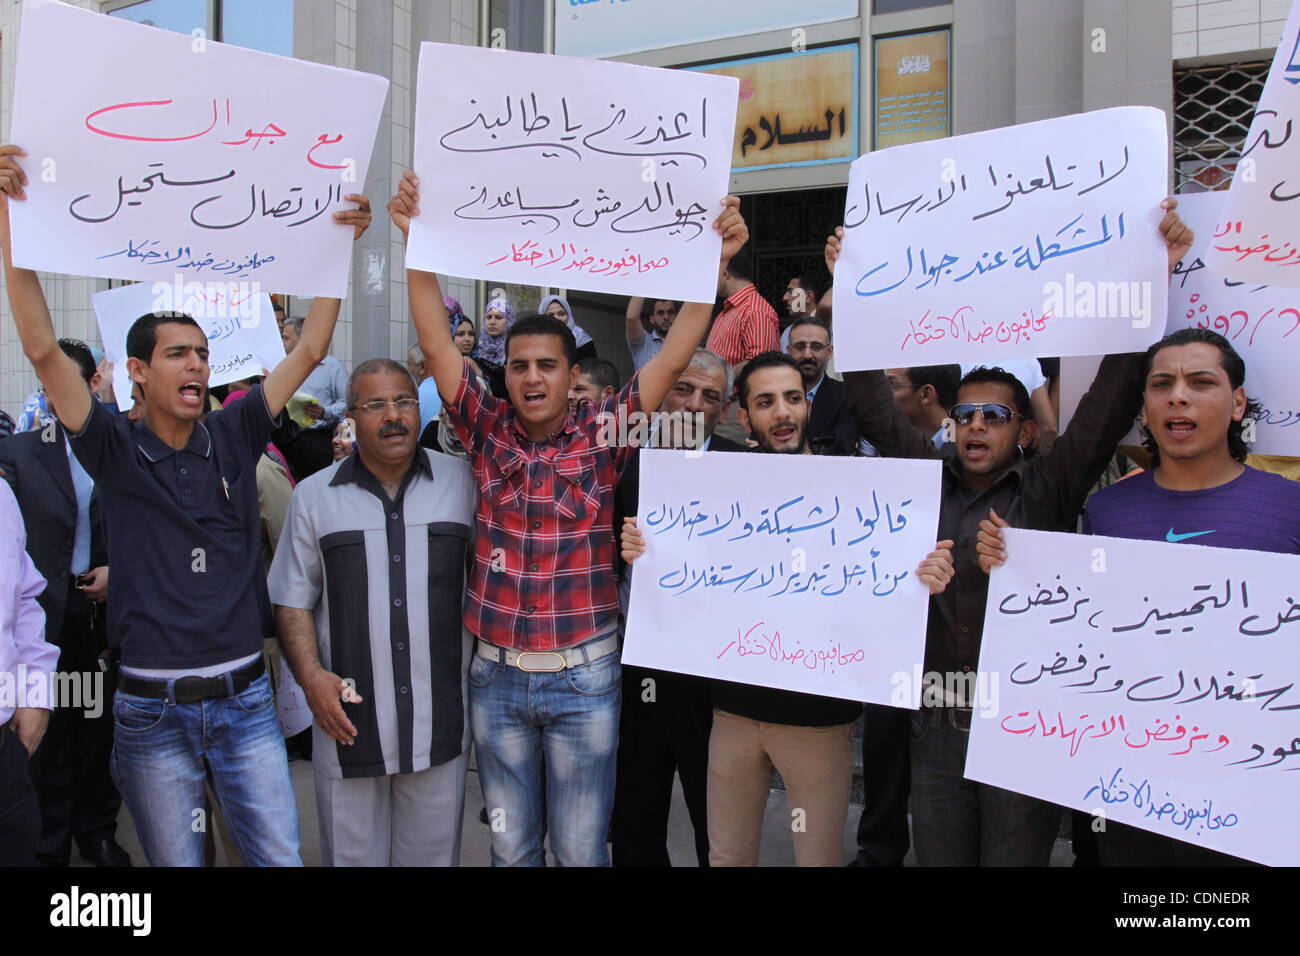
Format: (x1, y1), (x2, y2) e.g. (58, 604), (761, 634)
(408, 42), (738, 302)
(623, 450), (941, 706)
(8, 0), (388, 297)
(554, 0), (858, 59)
(1167, 191), (1300, 452)
(1060, 192), (1300, 454)
(967, 529), (1300, 866)
(1205, 1), (1300, 287)
(832, 107), (1169, 370)
(92, 281), (284, 412)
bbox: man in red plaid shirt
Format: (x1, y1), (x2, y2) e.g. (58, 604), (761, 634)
(389, 171), (749, 866)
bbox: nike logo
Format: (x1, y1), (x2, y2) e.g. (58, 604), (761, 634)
(1167, 528), (1215, 543)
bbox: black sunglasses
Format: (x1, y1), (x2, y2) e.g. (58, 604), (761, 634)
(949, 402), (1020, 426)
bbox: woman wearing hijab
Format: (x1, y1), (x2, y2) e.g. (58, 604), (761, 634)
(540, 293), (597, 361)
(471, 296), (515, 397)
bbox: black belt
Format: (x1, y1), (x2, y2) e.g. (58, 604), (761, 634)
(118, 655), (265, 704)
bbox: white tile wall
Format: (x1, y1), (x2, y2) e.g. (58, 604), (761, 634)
(1172, 0), (1291, 59)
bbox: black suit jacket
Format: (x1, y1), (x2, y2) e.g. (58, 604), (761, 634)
(0, 427), (109, 640)
(806, 375), (859, 456)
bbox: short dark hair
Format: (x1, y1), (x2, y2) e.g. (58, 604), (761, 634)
(505, 314), (577, 367)
(903, 364), (961, 410)
(58, 338), (96, 385)
(736, 351), (803, 409)
(725, 246), (754, 283)
(272, 301), (287, 316)
(787, 315), (831, 343)
(577, 356), (620, 394)
(346, 358), (417, 411)
(125, 312), (205, 364)
(957, 366), (1031, 419)
(789, 276), (819, 304)
(1139, 327), (1262, 466)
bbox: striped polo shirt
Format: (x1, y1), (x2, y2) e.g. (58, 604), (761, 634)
(706, 284), (780, 367)
(268, 448), (476, 780)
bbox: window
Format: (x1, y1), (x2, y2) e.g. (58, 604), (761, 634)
(874, 0), (945, 14)
(107, 0), (293, 55)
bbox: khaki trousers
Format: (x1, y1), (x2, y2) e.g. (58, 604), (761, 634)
(707, 708), (854, 866)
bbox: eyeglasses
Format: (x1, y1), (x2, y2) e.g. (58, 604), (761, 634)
(789, 341), (828, 353)
(351, 398), (419, 414)
(949, 402), (1019, 426)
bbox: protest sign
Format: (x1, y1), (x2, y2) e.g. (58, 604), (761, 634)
(623, 450), (941, 706)
(832, 107), (1169, 370)
(967, 528), (1300, 866)
(92, 281), (283, 411)
(1167, 191), (1300, 452)
(1205, 1), (1300, 287)
(407, 42), (738, 302)
(8, 0), (387, 297)
(1060, 191), (1300, 455)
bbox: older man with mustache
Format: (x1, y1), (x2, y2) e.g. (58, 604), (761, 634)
(268, 359), (476, 866)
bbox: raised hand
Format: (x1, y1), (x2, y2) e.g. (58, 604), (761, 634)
(388, 170), (420, 242)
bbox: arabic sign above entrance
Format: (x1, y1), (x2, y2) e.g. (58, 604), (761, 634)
(691, 45), (859, 173)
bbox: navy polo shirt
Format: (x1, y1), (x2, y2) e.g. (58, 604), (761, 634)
(69, 386), (281, 669)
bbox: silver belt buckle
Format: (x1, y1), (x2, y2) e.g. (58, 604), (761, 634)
(514, 651), (567, 673)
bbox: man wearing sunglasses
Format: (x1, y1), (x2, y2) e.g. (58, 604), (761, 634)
(268, 359), (476, 866)
(825, 197), (1196, 865)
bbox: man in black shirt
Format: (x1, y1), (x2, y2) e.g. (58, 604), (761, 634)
(623, 352), (954, 866)
(825, 198), (1195, 865)
(1, 142), (372, 865)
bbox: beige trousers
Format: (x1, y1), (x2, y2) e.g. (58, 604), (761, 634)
(707, 708), (854, 866)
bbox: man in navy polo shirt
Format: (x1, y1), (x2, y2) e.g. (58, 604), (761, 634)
(0, 143), (372, 866)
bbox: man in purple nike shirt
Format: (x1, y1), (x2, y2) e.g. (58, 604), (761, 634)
(979, 326), (1300, 865)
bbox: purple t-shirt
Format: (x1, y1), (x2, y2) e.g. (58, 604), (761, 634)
(1083, 466), (1300, 554)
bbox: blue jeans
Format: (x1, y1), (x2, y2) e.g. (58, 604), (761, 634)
(110, 674), (301, 866)
(909, 707), (1059, 866)
(469, 648), (621, 866)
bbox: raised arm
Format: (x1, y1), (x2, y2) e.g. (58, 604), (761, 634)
(261, 194), (371, 418)
(388, 171), (463, 405)
(638, 197), (748, 411)
(0, 145), (91, 432)
(625, 296), (646, 346)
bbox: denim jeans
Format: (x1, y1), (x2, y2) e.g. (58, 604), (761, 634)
(909, 706), (1059, 866)
(110, 673), (301, 866)
(469, 647), (621, 867)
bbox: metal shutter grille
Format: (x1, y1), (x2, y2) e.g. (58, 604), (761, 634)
(1173, 61), (1271, 192)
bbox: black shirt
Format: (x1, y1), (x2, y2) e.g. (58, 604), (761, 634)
(69, 386), (281, 668)
(843, 356), (1143, 689)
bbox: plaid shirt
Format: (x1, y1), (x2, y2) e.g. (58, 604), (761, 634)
(706, 284), (779, 367)
(445, 359), (642, 651)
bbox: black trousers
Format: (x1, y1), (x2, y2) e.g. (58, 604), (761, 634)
(611, 664), (712, 867)
(0, 727), (40, 866)
(26, 584), (120, 865)
(851, 702), (912, 866)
